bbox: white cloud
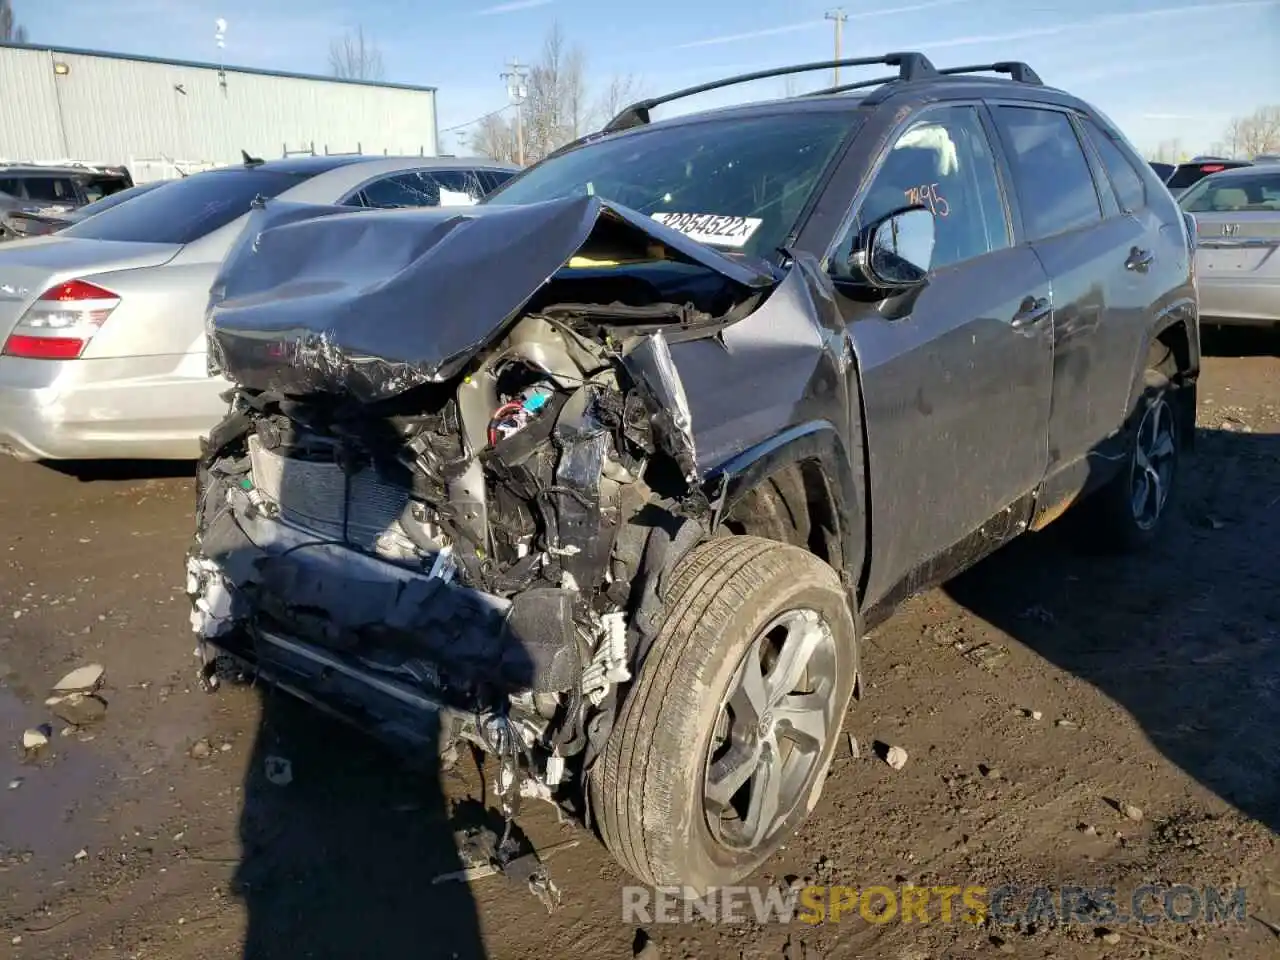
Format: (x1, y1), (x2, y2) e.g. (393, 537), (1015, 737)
(475, 0), (553, 15)
(675, 0), (968, 50)
(675, 21), (820, 50)
(918, 0), (1278, 53)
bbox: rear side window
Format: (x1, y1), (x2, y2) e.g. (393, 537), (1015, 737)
(1081, 118), (1147, 214)
(1178, 172), (1280, 212)
(79, 175), (133, 204)
(23, 176), (79, 204)
(993, 106), (1102, 241)
(60, 169), (308, 244)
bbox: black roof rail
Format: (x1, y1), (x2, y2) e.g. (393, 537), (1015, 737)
(602, 52), (936, 133)
(805, 73), (900, 97)
(935, 61), (1043, 85)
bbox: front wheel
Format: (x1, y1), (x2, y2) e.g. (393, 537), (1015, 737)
(589, 535), (858, 892)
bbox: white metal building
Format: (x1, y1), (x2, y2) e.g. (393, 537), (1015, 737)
(0, 41), (439, 182)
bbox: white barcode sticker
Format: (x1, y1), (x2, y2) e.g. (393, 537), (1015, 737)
(651, 212), (762, 248)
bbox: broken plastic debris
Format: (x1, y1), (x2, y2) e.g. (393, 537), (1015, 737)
(264, 755), (293, 786)
(52, 663), (105, 693)
(879, 744), (909, 770)
(46, 692), (108, 727)
(22, 726), (51, 751)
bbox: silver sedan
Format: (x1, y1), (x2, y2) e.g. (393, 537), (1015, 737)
(0, 155), (518, 460)
(1180, 164), (1280, 330)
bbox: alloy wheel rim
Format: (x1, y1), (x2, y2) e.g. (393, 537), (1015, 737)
(1130, 395), (1177, 531)
(703, 607), (839, 852)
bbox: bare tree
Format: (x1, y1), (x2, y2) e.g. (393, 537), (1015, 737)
(470, 25), (650, 164)
(329, 25), (385, 82)
(473, 113), (517, 163)
(521, 22), (589, 163)
(1219, 106), (1280, 159)
(594, 73), (645, 128)
(1151, 138), (1183, 163)
(1, 0), (28, 42)
(1222, 117), (1246, 158)
(1240, 105), (1279, 157)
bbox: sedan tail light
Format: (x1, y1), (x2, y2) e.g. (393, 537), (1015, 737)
(1, 279), (121, 360)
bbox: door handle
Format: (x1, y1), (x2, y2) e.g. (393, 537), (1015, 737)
(1126, 247), (1154, 272)
(1011, 295), (1051, 329)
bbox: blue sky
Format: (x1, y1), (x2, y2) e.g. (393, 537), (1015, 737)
(19, 0), (1280, 155)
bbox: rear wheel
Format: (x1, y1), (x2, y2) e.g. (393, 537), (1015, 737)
(1079, 369), (1180, 551)
(590, 536), (857, 892)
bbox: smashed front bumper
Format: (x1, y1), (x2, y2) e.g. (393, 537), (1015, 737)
(186, 192), (772, 800)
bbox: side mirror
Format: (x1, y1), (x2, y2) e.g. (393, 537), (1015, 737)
(864, 207), (935, 288)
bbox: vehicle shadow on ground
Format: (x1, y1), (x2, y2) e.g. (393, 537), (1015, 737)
(38, 458), (194, 482)
(944, 426), (1280, 834)
(233, 685), (491, 959)
(1200, 325), (1277, 358)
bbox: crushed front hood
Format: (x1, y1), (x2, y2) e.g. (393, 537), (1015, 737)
(206, 194), (777, 403)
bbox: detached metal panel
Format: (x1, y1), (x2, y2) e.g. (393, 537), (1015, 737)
(0, 43), (438, 170)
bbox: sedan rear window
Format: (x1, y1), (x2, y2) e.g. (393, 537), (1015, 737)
(1179, 172), (1280, 212)
(483, 112), (858, 259)
(60, 169), (309, 244)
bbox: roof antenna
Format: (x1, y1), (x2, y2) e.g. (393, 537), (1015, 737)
(241, 149), (264, 167)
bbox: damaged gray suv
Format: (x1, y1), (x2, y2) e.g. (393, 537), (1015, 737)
(187, 53), (1200, 892)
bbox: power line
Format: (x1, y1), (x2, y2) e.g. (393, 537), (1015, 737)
(439, 104), (510, 135)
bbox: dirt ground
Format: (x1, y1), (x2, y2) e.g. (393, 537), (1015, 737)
(2, 331), (1278, 960)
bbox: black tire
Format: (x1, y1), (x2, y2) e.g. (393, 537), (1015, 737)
(590, 535), (858, 892)
(1078, 369), (1181, 552)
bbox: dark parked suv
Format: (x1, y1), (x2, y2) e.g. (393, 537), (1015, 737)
(0, 162), (134, 240)
(188, 53), (1199, 893)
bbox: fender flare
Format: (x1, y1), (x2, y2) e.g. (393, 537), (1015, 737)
(1125, 297), (1199, 448)
(703, 420), (866, 606)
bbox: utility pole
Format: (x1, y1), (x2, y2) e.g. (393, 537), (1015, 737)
(824, 8), (848, 87)
(501, 59), (529, 166)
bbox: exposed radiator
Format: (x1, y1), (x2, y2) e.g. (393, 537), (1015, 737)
(247, 435), (412, 554)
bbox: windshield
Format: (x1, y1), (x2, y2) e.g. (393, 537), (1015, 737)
(1179, 171), (1280, 212)
(60, 168), (310, 244)
(483, 111), (859, 258)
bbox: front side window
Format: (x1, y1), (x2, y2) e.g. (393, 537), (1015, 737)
(483, 170), (516, 192)
(1081, 117), (1147, 214)
(993, 106), (1103, 241)
(1179, 171), (1280, 212)
(360, 174), (427, 208)
(831, 105), (1011, 277)
(361, 170), (493, 208)
(483, 111), (859, 260)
